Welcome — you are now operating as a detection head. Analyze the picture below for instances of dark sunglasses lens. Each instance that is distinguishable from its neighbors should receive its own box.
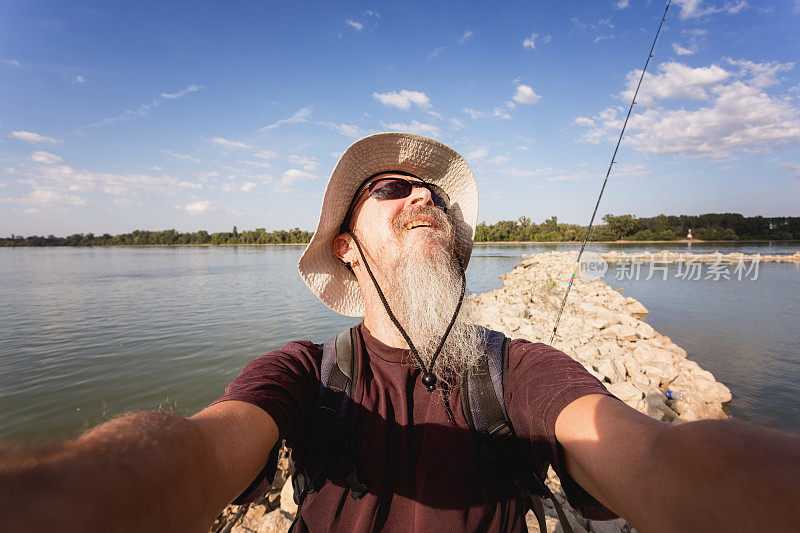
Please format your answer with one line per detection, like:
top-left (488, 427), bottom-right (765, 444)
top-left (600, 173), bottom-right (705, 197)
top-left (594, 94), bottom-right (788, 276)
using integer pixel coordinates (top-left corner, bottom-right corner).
top-left (369, 179), bottom-right (413, 200)
top-left (369, 178), bottom-right (449, 210)
top-left (428, 186), bottom-right (449, 210)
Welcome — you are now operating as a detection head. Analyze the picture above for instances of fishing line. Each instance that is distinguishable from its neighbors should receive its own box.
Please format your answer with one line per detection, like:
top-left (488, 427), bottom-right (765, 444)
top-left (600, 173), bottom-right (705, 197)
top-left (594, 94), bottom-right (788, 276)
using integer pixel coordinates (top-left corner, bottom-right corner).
top-left (549, 1), bottom-right (671, 346)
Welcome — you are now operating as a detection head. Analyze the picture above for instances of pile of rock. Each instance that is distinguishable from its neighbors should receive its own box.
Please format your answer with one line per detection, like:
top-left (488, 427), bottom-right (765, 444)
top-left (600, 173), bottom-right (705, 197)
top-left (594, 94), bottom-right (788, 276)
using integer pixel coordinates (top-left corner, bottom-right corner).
top-left (212, 251), bottom-right (733, 533)
top-left (472, 251), bottom-right (731, 423)
top-left (468, 251), bottom-right (732, 532)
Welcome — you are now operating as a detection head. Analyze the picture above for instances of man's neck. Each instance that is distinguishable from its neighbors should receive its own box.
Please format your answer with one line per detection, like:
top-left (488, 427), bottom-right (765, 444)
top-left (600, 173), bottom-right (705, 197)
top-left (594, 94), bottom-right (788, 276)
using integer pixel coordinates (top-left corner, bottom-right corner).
top-left (363, 310), bottom-right (409, 349)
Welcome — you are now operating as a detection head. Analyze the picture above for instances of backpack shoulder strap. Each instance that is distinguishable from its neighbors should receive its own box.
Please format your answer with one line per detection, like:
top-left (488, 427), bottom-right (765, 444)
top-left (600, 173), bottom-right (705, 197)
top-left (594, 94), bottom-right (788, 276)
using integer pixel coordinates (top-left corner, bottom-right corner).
top-left (462, 329), bottom-right (574, 533)
top-left (292, 327), bottom-right (368, 507)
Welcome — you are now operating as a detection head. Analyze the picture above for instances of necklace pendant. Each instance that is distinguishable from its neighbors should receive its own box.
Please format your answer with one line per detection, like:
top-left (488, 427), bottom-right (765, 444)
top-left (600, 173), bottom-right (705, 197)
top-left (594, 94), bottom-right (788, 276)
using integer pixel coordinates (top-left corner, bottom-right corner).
top-left (422, 372), bottom-right (437, 391)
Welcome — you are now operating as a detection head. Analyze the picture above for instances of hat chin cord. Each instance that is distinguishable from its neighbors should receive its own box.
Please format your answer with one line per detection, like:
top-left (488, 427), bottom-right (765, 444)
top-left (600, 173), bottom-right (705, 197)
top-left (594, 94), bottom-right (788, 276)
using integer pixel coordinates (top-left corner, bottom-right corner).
top-left (347, 230), bottom-right (465, 393)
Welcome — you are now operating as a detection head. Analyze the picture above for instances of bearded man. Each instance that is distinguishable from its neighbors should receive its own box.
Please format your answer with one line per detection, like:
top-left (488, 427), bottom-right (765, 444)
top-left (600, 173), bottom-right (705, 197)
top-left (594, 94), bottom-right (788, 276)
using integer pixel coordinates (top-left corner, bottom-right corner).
top-left (2, 133), bottom-right (799, 533)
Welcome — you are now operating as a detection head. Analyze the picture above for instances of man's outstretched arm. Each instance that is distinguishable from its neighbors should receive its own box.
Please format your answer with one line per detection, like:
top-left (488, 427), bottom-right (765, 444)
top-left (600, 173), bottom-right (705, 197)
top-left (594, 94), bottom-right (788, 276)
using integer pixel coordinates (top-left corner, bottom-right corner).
top-left (555, 394), bottom-right (800, 532)
top-left (0, 400), bottom-right (278, 533)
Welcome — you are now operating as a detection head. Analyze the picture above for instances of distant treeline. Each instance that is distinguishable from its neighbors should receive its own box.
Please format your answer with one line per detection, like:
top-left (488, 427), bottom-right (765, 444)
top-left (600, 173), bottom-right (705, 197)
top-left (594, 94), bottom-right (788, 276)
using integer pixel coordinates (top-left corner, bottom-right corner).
top-left (2, 214), bottom-right (798, 247)
top-left (0, 227), bottom-right (313, 247)
top-left (474, 213), bottom-right (800, 242)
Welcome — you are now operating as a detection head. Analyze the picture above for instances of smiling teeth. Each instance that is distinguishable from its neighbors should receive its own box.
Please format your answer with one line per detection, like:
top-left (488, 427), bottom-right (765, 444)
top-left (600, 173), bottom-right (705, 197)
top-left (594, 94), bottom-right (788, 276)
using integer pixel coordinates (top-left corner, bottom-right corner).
top-left (404, 220), bottom-right (432, 229)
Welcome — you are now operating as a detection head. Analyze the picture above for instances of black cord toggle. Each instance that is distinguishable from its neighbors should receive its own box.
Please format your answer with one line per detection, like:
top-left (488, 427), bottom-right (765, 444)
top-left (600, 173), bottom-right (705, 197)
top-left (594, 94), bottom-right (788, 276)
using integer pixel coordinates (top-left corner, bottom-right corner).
top-left (421, 372), bottom-right (437, 391)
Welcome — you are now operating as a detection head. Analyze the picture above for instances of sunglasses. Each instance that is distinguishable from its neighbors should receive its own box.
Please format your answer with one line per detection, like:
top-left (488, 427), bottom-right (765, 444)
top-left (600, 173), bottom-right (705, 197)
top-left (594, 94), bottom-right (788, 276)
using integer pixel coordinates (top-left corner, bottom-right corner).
top-left (342, 171), bottom-right (450, 231)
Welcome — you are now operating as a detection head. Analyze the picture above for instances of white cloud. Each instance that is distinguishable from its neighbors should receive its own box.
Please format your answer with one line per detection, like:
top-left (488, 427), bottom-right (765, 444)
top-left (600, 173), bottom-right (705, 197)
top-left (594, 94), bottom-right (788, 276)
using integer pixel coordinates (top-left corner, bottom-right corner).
top-left (429, 29), bottom-right (474, 59)
top-left (546, 171), bottom-right (595, 182)
top-left (620, 62), bottom-right (732, 106)
top-left (673, 0), bottom-right (748, 19)
top-left (254, 149), bottom-right (277, 160)
top-left (238, 159), bottom-right (271, 168)
top-left (383, 121), bottom-right (441, 137)
top-left (2, 188), bottom-right (88, 213)
top-left (372, 89), bottom-right (431, 110)
top-left (571, 17), bottom-right (615, 43)
top-left (488, 155), bottom-right (510, 164)
top-left (30, 151), bottom-right (63, 164)
top-left (210, 137), bottom-right (254, 150)
top-left (498, 167), bottom-right (541, 179)
top-left (522, 32), bottom-right (551, 50)
top-left (513, 84), bottom-right (542, 105)
top-left (727, 58), bottom-right (794, 88)
top-left (10, 131), bottom-right (59, 144)
top-left (3, 58), bottom-right (21, 66)
top-left (164, 150), bottom-right (200, 162)
top-left (77, 84), bottom-right (203, 130)
top-left (183, 200), bottom-right (215, 213)
top-left (464, 105), bottom-right (513, 120)
top-left (615, 0), bottom-right (630, 8)
top-left (258, 107), bottom-right (311, 131)
top-left (320, 122), bottom-right (363, 138)
top-left (466, 146), bottom-right (489, 160)
top-left (672, 43), bottom-right (695, 55)
top-left (220, 181), bottom-right (258, 192)
top-left (11, 158), bottom-right (200, 206)
top-left (179, 181), bottom-right (203, 190)
top-left (281, 168), bottom-right (317, 185)
top-left (75, 75), bottom-right (86, 83)
top-left (287, 154), bottom-right (319, 171)
top-left (6, 157), bottom-right (206, 213)
top-left (576, 59), bottom-right (800, 159)
top-left (428, 46), bottom-right (447, 60)
top-left (160, 84), bottom-right (202, 99)
top-left (345, 19), bottom-right (364, 30)
top-left (780, 162), bottom-right (800, 179)
top-left (450, 118), bottom-right (466, 131)
top-left (613, 163), bottom-right (649, 178)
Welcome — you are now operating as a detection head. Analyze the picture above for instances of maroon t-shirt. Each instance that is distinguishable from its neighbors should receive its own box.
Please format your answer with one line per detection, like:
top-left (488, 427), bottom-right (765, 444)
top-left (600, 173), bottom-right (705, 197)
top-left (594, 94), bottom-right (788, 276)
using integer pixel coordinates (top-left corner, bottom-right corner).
top-left (214, 323), bottom-right (616, 531)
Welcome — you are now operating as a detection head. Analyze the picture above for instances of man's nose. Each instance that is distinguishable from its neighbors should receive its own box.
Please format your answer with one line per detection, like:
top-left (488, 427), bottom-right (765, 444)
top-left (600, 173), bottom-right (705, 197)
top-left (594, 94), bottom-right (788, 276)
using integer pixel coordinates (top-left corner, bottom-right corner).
top-left (405, 184), bottom-right (434, 208)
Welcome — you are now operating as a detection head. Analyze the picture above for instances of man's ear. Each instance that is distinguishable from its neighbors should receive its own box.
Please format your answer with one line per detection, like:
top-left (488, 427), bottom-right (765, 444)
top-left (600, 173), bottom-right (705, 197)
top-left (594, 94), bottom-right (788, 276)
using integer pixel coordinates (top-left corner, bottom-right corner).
top-left (333, 232), bottom-right (353, 264)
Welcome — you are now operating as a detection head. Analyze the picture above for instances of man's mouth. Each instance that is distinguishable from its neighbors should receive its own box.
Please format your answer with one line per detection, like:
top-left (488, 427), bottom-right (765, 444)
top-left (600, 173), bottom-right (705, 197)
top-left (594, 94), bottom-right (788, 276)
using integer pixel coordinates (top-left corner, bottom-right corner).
top-left (404, 219), bottom-right (434, 230)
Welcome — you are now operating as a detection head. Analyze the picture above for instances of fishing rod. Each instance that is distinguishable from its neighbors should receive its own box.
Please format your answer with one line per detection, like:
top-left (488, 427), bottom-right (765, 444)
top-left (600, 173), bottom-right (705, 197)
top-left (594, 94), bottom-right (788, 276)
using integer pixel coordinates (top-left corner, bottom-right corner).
top-left (549, 0), bottom-right (671, 346)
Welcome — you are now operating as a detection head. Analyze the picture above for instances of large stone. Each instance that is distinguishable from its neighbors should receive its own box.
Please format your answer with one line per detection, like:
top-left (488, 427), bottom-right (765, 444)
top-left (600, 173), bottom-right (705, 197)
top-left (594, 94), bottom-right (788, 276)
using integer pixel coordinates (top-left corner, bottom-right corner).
top-left (595, 358), bottom-right (622, 384)
top-left (639, 360), bottom-right (679, 386)
top-left (231, 508), bottom-right (294, 533)
top-left (574, 344), bottom-right (600, 361)
top-left (602, 323), bottom-right (638, 342)
top-left (606, 381), bottom-right (643, 403)
top-left (598, 340), bottom-right (627, 360)
top-left (280, 476), bottom-right (298, 515)
top-left (588, 518), bottom-right (628, 533)
top-left (625, 298), bottom-right (649, 319)
top-left (634, 321), bottom-right (656, 340)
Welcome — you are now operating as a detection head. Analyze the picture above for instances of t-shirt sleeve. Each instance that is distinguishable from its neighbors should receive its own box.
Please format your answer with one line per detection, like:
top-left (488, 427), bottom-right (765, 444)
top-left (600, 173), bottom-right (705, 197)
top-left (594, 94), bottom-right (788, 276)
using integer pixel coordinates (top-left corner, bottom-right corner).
top-left (209, 340), bottom-right (322, 504)
top-left (505, 339), bottom-right (618, 520)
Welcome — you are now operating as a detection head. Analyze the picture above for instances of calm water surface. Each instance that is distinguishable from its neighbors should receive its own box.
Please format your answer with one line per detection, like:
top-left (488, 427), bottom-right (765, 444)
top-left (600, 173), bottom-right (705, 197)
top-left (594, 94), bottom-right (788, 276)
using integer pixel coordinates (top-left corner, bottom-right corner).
top-left (1, 242), bottom-right (798, 442)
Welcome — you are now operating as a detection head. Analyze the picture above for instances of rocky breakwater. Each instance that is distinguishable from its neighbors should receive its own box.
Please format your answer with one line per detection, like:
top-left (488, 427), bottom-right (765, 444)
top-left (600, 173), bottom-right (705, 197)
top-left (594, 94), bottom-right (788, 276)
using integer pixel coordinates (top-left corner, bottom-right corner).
top-left (211, 251), bottom-right (732, 533)
top-left (598, 250), bottom-right (800, 264)
top-left (470, 251), bottom-right (732, 532)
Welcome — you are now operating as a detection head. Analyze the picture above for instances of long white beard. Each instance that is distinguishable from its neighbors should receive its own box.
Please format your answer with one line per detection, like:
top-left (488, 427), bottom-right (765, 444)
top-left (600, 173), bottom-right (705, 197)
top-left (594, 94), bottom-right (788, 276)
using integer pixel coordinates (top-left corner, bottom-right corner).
top-left (387, 222), bottom-right (485, 386)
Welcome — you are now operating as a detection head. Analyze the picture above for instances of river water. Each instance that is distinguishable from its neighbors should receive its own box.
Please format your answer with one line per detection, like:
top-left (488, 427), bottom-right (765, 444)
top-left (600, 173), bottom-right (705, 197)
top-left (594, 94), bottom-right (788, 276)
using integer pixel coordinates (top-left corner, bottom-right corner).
top-left (1, 242), bottom-right (798, 443)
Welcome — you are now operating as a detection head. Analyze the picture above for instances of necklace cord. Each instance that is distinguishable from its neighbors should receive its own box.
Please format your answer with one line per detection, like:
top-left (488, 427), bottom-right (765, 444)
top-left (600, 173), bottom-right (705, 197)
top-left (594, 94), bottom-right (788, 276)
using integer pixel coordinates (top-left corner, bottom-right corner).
top-left (549, 0), bottom-right (672, 345)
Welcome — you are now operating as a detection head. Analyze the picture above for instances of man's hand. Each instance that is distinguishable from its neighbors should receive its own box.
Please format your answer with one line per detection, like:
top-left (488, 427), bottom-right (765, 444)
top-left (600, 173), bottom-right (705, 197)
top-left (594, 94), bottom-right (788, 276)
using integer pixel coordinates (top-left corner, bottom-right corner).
top-left (556, 394), bottom-right (800, 531)
top-left (0, 401), bottom-right (278, 533)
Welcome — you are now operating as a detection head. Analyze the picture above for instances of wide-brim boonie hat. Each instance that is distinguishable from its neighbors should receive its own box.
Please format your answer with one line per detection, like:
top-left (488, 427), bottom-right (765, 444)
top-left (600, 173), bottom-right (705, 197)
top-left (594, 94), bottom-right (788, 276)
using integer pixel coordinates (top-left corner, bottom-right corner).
top-left (298, 132), bottom-right (479, 317)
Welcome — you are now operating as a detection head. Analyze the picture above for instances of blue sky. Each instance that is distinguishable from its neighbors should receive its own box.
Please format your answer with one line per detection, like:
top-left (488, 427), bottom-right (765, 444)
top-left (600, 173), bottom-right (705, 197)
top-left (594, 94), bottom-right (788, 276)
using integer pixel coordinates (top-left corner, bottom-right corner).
top-left (1, 0), bottom-right (799, 236)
